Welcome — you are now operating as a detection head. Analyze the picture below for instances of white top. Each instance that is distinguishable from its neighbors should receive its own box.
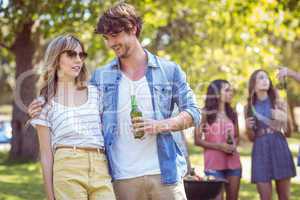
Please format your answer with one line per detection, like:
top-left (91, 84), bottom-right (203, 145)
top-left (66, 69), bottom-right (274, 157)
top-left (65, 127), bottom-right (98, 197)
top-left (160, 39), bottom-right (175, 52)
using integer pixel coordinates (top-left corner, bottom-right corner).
top-left (31, 85), bottom-right (104, 149)
top-left (111, 73), bottom-right (160, 180)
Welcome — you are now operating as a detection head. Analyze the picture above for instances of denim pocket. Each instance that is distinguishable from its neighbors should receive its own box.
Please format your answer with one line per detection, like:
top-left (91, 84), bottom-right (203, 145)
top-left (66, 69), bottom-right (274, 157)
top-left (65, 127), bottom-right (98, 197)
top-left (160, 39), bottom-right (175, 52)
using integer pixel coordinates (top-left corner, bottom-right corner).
top-left (103, 84), bottom-right (116, 110)
top-left (153, 85), bottom-right (172, 115)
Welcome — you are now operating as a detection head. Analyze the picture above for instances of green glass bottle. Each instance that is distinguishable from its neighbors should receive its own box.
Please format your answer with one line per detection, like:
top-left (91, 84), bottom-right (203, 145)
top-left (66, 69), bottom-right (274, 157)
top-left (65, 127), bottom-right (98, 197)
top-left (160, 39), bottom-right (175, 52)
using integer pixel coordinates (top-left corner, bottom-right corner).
top-left (226, 129), bottom-right (234, 155)
top-left (276, 68), bottom-right (287, 90)
top-left (276, 80), bottom-right (287, 90)
top-left (226, 131), bottom-right (234, 145)
top-left (130, 95), bottom-right (144, 139)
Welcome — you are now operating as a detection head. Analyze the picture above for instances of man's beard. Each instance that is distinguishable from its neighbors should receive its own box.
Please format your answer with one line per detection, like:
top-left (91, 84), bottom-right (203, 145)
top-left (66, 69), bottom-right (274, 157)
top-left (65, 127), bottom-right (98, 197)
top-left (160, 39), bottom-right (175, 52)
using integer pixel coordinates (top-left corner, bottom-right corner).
top-left (119, 45), bottom-right (130, 59)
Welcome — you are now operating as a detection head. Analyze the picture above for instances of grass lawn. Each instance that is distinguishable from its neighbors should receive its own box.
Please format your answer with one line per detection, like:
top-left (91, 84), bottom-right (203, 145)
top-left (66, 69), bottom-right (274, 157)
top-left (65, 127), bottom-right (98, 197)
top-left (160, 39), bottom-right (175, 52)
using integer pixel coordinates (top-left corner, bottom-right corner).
top-left (0, 134), bottom-right (299, 200)
top-left (0, 152), bottom-right (44, 200)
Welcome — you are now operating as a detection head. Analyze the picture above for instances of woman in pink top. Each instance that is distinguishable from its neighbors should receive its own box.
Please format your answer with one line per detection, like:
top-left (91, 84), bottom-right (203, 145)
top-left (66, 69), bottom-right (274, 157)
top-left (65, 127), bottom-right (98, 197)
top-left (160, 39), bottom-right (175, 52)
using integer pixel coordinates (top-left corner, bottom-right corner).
top-left (195, 79), bottom-right (241, 200)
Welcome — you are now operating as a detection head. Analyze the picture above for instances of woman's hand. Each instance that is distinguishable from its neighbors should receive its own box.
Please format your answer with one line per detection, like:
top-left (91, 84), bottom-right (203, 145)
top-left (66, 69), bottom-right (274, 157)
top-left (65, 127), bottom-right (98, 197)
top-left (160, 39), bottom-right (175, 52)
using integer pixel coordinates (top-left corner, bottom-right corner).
top-left (245, 117), bottom-right (255, 129)
top-left (218, 143), bottom-right (236, 154)
top-left (271, 109), bottom-right (287, 122)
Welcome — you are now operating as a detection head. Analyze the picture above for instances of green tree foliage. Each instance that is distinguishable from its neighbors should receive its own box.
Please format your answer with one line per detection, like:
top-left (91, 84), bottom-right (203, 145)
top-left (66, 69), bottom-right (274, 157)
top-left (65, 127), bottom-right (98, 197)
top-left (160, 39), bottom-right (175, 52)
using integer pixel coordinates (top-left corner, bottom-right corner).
top-left (0, 0), bottom-right (299, 161)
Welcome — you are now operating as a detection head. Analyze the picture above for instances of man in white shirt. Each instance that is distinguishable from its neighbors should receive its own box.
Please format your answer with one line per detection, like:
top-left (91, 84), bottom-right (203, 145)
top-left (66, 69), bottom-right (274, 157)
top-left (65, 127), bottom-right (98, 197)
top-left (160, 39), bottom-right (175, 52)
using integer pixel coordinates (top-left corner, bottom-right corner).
top-left (91, 3), bottom-right (200, 200)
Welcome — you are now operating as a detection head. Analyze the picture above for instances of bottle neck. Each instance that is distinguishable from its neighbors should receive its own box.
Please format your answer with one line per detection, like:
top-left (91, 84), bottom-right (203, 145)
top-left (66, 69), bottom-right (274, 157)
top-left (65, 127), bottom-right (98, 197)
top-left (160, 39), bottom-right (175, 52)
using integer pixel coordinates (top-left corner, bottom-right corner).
top-left (131, 95), bottom-right (138, 110)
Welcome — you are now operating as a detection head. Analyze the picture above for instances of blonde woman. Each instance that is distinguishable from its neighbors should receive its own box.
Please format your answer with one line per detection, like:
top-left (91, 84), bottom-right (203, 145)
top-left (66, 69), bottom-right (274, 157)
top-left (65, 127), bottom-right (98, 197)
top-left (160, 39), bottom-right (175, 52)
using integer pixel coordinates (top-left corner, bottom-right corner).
top-left (29, 35), bottom-right (115, 200)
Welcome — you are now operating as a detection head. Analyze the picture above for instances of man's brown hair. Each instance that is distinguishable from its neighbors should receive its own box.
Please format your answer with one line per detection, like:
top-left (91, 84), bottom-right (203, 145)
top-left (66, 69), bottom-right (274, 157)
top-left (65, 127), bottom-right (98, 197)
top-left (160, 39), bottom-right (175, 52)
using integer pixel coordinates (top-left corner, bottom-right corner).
top-left (95, 3), bottom-right (143, 38)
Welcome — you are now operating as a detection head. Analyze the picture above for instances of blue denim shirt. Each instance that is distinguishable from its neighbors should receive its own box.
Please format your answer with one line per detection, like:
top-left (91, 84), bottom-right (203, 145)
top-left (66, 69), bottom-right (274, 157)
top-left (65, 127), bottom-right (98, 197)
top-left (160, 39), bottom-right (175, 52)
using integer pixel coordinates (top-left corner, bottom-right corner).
top-left (90, 50), bottom-right (200, 184)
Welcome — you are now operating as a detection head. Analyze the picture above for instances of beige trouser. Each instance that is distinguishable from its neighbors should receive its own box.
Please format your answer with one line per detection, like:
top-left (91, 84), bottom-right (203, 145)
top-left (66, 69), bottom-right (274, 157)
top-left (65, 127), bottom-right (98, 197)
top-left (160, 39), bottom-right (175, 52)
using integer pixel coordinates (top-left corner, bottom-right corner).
top-left (113, 174), bottom-right (187, 200)
top-left (53, 148), bottom-right (115, 200)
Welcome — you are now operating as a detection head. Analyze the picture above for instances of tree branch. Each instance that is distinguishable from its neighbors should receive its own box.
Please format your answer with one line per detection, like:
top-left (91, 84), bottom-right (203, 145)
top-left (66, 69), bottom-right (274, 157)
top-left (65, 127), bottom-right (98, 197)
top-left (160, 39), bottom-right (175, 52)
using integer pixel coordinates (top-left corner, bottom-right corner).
top-left (0, 42), bottom-right (11, 51)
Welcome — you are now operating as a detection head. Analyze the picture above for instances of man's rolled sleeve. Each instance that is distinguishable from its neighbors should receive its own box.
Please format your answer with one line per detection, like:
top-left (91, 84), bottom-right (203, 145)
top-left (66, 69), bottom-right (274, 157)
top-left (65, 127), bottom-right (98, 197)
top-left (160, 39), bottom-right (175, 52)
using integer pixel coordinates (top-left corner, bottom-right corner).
top-left (172, 64), bottom-right (201, 127)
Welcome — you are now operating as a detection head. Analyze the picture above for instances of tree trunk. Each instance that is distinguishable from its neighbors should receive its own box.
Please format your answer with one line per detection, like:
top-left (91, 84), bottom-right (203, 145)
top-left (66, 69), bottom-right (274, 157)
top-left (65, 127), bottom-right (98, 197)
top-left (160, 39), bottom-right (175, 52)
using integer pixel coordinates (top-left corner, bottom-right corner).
top-left (9, 21), bottom-right (39, 162)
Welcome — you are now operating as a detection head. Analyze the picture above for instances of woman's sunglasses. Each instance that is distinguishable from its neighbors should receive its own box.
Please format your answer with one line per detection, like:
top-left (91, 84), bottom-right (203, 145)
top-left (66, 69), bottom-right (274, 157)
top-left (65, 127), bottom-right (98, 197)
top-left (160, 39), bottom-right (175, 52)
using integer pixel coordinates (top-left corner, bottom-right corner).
top-left (61, 50), bottom-right (88, 60)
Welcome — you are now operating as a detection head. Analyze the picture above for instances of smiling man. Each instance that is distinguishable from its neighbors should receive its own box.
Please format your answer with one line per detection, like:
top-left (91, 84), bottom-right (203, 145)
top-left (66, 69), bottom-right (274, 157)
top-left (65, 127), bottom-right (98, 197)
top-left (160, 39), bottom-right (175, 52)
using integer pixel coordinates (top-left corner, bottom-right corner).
top-left (91, 3), bottom-right (200, 200)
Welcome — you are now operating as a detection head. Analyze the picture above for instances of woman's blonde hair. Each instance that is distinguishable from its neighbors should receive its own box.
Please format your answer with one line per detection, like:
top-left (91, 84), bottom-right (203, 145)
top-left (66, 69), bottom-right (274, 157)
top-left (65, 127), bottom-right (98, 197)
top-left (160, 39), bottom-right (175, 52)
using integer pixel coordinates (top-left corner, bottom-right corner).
top-left (39, 34), bottom-right (88, 106)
